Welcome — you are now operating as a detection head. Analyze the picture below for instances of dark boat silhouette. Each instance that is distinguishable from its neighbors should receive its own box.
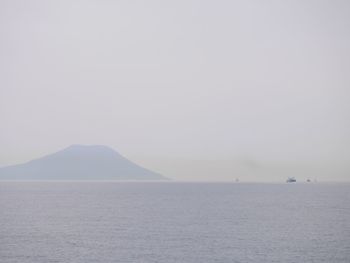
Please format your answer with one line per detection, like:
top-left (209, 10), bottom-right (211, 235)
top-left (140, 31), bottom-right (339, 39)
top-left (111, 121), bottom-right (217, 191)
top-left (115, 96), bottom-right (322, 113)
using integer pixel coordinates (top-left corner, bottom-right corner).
top-left (286, 177), bottom-right (296, 183)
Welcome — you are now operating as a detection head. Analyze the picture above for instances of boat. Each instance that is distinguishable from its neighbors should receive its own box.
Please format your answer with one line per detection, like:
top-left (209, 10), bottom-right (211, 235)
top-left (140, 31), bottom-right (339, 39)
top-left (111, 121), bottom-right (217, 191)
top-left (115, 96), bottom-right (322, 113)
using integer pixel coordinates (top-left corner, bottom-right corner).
top-left (286, 177), bottom-right (296, 183)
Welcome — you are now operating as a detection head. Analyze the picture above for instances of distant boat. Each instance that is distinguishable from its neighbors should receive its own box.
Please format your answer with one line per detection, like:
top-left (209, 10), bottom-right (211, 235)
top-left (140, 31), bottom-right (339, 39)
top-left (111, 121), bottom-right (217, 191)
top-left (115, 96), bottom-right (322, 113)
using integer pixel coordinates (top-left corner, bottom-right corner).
top-left (306, 179), bottom-right (311, 183)
top-left (286, 177), bottom-right (296, 183)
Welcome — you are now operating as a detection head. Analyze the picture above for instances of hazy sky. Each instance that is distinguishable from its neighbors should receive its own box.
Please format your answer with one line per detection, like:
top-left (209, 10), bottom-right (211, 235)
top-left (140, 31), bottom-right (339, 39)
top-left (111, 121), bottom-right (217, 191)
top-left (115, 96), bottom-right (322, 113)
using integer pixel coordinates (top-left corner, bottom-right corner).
top-left (1, 0), bottom-right (349, 181)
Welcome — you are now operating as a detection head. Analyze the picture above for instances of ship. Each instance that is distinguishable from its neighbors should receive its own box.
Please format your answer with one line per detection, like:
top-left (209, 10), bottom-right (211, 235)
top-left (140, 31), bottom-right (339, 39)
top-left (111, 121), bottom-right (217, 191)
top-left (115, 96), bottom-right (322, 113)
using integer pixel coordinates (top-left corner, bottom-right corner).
top-left (286, 177), bottom-right (296, 183)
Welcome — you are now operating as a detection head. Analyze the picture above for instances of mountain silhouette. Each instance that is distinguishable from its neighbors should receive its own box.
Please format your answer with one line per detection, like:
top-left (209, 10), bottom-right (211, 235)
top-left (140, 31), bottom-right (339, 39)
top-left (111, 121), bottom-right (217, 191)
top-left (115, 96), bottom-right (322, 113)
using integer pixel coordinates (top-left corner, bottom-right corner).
top-left (0, 145), bottom-right (166, 180)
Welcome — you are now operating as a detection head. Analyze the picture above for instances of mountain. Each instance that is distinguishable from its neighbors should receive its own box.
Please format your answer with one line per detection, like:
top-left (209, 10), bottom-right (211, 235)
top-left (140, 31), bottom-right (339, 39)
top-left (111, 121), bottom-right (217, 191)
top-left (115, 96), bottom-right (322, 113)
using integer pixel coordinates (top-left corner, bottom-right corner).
top-left (0, 145), bottom-right (167, 180)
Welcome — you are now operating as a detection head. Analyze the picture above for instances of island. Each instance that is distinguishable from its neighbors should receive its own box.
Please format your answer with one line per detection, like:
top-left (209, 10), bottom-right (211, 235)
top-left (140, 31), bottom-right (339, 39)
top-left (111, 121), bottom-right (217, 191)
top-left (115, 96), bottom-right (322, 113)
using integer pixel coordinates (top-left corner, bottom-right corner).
top-left (0, 145), bottom-right (167, 180)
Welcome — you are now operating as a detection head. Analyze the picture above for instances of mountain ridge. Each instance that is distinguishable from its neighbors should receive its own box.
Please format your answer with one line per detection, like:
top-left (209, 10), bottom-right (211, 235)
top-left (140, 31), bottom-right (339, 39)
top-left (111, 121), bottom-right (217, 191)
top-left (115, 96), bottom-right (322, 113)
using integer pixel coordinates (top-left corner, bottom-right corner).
top-left (0, 145), bottom-right (167, 180)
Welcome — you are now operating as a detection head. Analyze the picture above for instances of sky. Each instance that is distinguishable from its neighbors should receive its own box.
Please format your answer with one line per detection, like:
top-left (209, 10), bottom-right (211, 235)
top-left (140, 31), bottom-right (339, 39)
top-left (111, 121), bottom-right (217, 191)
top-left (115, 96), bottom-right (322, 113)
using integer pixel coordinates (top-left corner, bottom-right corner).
top-left (1, 0), bottom-right (349, 181)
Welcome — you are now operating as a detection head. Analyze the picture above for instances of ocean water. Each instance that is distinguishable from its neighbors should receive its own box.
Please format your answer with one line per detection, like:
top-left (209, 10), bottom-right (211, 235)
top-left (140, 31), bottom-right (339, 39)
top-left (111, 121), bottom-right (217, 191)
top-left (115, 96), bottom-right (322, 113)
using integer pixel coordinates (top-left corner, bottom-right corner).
top-left (0, 182), bottom-right (349, 263)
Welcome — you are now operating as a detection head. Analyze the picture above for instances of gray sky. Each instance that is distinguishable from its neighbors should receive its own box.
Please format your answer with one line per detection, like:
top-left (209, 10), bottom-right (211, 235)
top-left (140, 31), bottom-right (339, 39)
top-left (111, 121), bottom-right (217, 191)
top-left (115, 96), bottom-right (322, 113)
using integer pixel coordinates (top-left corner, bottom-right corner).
top-left (1, 0), bottom-right (349, 181)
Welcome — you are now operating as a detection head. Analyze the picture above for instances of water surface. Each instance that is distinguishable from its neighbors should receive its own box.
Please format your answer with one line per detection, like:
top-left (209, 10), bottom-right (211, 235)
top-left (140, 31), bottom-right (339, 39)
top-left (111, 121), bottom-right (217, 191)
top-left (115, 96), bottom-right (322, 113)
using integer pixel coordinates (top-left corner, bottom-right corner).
top-left (0, 182), bottom-right (349, 262)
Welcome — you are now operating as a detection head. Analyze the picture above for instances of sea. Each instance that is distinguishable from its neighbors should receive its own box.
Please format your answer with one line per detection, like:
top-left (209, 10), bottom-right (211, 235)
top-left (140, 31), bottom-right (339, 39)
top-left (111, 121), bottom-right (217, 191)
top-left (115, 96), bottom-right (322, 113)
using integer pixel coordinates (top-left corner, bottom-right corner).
top-left (0, 182), bottom-right (349, 263)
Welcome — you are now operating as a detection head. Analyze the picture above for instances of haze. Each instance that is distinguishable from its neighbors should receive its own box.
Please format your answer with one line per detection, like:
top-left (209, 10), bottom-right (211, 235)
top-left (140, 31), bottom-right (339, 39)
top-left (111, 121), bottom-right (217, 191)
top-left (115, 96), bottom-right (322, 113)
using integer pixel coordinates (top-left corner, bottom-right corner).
top-left (1, 0), bottom-right (349, 181)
